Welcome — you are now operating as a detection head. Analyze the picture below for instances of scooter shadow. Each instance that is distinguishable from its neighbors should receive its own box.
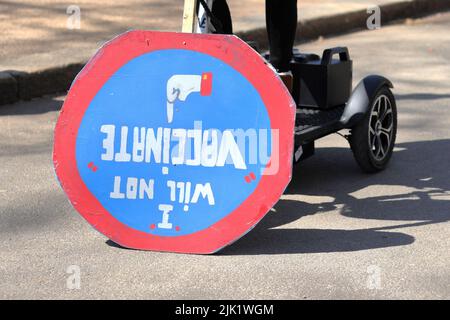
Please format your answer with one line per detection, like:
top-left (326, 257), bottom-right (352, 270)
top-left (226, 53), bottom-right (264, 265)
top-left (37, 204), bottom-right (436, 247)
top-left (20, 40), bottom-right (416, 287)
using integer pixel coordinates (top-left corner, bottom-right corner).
top-left (221, 139), bottom-right (450, 255)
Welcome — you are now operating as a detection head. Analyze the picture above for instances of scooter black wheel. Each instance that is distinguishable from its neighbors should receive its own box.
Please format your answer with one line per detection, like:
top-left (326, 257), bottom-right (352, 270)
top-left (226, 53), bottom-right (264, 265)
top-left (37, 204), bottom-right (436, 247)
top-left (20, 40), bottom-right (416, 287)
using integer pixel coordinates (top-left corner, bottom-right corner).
top-left (349, 86), bottom-right (397, 173)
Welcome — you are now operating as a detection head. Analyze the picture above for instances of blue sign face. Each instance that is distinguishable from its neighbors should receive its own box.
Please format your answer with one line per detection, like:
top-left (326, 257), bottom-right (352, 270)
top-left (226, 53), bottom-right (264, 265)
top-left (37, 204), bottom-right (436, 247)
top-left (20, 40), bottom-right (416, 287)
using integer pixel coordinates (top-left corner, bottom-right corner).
top-left (76, 49), bottom-right (272, 236)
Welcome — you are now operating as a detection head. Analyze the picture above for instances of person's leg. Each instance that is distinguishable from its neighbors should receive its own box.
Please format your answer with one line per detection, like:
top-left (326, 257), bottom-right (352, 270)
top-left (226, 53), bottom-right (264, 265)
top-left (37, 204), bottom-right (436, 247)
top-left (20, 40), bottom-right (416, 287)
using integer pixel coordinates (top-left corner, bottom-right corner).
top-left (266, 0), bottom-right (297, 72)
top-left (211, 0), bottom-right (233, 34)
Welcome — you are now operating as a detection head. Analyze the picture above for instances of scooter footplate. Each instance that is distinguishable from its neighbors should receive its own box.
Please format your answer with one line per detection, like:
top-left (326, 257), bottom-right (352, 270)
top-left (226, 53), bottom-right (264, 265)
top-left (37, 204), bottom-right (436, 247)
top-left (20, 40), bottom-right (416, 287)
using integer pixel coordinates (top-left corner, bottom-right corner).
top-left (295, 105), bottom-right (346, 143)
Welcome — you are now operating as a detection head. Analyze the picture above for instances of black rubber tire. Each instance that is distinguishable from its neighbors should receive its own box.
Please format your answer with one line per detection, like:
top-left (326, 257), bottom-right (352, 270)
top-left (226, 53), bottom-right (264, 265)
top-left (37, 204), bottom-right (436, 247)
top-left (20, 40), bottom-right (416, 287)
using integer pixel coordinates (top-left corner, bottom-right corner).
top-left (349, 86), bottom-right (397, 173)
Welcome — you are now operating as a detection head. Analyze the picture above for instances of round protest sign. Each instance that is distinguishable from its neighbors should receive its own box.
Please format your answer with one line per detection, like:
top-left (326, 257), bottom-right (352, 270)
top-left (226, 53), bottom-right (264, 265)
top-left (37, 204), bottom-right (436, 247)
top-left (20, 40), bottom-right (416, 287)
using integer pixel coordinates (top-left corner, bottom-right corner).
top-left (53, 31), bottom-right (295, 253)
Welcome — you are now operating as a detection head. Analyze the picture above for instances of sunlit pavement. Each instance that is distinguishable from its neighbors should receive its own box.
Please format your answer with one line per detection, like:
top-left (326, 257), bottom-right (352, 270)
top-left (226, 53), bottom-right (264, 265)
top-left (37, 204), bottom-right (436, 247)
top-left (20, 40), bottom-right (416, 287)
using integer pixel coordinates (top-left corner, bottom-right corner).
top-left (0, 0), bottom-right (399, 71)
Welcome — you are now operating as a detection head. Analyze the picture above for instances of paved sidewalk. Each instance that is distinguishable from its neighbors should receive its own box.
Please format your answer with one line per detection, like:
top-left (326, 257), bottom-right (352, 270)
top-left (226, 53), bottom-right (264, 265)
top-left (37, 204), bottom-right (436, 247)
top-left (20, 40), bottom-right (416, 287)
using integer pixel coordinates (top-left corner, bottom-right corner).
top-left (1, 0), bottom-right (403, 72)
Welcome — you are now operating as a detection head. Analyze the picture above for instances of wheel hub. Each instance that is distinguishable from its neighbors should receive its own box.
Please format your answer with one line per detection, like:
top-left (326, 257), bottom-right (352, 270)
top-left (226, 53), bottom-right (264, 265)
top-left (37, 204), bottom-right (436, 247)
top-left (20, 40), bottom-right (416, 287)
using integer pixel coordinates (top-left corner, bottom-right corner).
top-left (369, 94), bottom-right (394, 161)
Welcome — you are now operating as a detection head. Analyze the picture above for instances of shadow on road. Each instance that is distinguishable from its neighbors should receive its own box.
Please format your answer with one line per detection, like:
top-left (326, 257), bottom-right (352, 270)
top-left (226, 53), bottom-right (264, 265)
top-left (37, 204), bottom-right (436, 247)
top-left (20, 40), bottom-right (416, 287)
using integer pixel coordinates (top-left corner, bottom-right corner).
top-left (0, 96), bottom-right (63, 116)
top-left (221, 139), bottom-right (450, 255)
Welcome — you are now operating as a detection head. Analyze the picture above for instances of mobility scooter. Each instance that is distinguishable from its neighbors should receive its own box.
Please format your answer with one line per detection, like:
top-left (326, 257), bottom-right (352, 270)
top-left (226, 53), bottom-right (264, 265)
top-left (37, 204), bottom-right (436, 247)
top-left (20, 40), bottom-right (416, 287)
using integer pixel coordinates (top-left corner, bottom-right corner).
top-left (197, 0), bottom-right (397, 172)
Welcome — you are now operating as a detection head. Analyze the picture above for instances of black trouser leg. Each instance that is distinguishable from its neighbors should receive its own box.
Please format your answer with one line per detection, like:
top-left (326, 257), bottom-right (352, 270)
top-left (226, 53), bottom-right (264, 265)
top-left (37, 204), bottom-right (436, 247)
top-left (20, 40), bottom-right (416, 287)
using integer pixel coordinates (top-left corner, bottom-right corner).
top-left (211, 0), bottom-right (297, 71)
top-left (211, 0), bottom-right (233, 34)
top-left (266, 0), bottom-right (298, 72)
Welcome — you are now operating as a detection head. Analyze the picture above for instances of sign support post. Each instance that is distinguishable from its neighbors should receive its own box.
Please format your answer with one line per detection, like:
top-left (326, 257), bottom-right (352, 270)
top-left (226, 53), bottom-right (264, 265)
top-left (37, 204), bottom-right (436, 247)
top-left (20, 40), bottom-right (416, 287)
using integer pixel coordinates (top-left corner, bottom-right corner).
top-left (182, 0), bottom-right (198, 33)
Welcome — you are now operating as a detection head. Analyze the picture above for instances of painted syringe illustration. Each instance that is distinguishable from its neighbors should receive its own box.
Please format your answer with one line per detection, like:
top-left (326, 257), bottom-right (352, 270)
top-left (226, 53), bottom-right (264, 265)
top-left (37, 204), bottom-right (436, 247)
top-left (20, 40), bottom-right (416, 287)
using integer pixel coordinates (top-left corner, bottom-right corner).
top-left (166, 72), bottom-right (213, 123)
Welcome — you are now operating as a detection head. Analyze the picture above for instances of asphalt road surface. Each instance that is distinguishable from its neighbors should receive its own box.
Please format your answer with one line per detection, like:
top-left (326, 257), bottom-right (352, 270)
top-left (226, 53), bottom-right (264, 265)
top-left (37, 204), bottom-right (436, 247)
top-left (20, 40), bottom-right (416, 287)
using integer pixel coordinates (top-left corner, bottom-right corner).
top-left (1, 13), bottom-right (449, 299)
